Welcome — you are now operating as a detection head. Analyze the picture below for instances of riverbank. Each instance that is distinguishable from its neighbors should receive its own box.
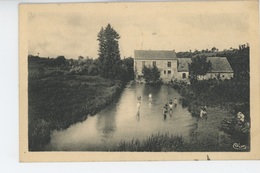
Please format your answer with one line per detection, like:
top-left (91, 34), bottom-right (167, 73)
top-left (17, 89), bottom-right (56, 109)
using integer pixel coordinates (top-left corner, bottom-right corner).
top-left (28, 74), bottom-right (123, 151)
top-left (172, 79), bottom-right (250, 150)
top-left (113, 107), bottom-right (237, 152)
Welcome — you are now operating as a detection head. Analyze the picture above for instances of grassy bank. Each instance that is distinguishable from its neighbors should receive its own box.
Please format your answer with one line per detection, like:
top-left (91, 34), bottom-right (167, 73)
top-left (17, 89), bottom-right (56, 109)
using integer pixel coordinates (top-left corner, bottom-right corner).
top-left (28, 61), bottom-right (124, 151)
top-left (172, 79), bottom-right (250, 148)
top-left (113, 107), bottom-right (244, 152)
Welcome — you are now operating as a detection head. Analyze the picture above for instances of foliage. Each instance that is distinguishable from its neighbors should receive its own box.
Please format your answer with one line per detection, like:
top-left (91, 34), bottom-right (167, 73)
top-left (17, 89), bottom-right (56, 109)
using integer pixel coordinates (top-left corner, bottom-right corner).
top-left (172, 78), bottom-right (250, 148)
top-left (217, 45), bottom-right (249, 79)
top-left (113, 132), bottom-right (236, 152)
top-left (114, 133), bottom-right (185, 151)
top-left (69, 58), bottom-right (100, 76)
top-left (220, 115), bottom-right (250, 147)
top-left (142, 65), bottom-right (162, 84)
top-left (122, 57), bottom-right (135, 81)
top-left (188, 55), bottom-right (212, 81)
top-left (97, 24), bottom-right (122, 79)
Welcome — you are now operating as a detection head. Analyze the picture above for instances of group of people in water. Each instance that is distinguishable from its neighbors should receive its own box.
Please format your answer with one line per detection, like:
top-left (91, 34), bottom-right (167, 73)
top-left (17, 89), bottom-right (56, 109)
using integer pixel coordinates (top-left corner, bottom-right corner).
top-left (136, 93), bottom-right (178, 119)
top-left (163, 98), bottom-right (178, 118)
top-left (137, 93), bottom-right (210, 121)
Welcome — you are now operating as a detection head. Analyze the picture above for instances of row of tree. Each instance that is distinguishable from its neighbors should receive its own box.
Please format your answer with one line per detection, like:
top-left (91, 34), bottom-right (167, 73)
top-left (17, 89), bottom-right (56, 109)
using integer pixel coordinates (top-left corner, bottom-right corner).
top-left (177, 47), bottom-right (220, 58)
top-left (29, 24), bottom-right (135, 82)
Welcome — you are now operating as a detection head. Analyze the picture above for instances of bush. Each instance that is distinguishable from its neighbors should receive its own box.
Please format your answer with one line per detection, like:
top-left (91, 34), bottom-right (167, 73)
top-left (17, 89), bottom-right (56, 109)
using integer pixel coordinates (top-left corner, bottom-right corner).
top-left (142, 65), bottom-right (162, 84)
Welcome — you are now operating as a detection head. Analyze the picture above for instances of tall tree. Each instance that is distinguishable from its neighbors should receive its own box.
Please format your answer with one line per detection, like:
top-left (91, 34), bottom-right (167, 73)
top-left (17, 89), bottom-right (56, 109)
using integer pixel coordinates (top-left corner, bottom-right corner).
top-left (188, 55), bottom-right (212, 81)
top-left (97, 24), bottom-right (121, 79)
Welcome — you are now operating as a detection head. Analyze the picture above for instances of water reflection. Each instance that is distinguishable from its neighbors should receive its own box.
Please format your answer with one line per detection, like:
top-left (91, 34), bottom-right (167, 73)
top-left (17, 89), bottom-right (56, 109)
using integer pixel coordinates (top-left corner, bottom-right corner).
top-left (96, 105), bottom-right (117, 140)
top-left (136, 111), bottom-right (140, 121)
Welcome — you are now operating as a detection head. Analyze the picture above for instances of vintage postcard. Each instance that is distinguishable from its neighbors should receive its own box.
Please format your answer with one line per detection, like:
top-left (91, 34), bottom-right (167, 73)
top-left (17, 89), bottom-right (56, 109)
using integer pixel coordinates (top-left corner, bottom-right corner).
top-left (19, 1), bottom-right (260, 162)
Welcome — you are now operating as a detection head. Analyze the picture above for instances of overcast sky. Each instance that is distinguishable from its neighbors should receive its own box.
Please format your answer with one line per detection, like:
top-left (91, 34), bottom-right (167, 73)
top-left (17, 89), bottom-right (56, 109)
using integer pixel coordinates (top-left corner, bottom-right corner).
top-left (28, 2), bottom-right (250, 59)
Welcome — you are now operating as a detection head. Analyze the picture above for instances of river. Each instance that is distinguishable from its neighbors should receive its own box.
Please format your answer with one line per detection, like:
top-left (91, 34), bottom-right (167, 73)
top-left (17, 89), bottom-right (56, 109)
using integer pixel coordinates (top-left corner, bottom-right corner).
top-left (46, 83), bottom-right (197, 151)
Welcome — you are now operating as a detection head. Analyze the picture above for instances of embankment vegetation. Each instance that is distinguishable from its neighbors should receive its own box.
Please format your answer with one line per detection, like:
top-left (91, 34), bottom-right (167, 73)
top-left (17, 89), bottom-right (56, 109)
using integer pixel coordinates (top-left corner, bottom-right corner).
top-left (28, 56), bottom-right (126, 150)
top-left (113, 132), bottom-right (238, 152)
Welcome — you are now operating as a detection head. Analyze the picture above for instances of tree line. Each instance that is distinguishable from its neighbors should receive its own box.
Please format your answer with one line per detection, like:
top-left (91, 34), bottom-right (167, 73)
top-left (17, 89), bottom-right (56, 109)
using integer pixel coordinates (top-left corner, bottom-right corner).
top-left (29, 24), bottom-right (135, 83)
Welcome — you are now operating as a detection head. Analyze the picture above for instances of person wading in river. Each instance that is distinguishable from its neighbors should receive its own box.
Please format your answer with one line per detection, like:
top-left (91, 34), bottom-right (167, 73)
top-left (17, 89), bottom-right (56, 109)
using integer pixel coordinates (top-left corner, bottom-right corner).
top-left (168, 99), bottom-right (173, 116)
top-left (173, 98), bottom-right (178, 107)
top-left (148, 93), bottom-right (152, 103)
top-left (163, 103), bottom-right (168, 120)
top-left (136, 96), bottom-right (141, 114)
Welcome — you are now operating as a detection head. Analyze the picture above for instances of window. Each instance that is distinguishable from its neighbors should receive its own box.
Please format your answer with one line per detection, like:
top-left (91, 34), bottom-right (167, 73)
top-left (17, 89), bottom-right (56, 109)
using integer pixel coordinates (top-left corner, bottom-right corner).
top-left (182, 73), bottom-right (186, 79)
top-left (167, 62), bottom-right (171, 67)
top-left (168, 70), bottom-right (171, 75)
top-left (142, 61), bottom-right (145, 66)
top-left (152, 61), bottom-right (156, 66)
top-left (164, 70), bottom-right (166, 74)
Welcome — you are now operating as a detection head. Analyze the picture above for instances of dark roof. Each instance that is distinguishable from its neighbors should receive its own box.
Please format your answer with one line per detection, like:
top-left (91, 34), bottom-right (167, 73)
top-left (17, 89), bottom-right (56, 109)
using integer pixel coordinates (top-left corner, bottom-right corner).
top-left (134, 50), bottom-right (177, 60)
top-left (177, 58), bottom-right (191, 72)
top-left (207, 57), bottom-right (233, 73)
top-left (177, 57), bottom-right (233, 73)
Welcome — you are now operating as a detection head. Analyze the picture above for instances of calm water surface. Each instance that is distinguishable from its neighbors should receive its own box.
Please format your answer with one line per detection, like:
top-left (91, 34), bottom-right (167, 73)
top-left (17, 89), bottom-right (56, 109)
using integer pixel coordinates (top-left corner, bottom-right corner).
top-left (46, 83), bottom-right (197, 151)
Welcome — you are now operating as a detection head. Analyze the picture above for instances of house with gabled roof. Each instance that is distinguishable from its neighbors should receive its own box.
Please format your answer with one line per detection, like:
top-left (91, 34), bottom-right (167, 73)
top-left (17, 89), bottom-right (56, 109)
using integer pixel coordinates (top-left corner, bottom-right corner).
top-left (201, 57), bottom-right (234, 80)
top-left (177, 57), bottom-right (234, 80)
top-left (134, 49), bottom-right (234, 82)
top-left (177, 58), bottom-right (192, 80)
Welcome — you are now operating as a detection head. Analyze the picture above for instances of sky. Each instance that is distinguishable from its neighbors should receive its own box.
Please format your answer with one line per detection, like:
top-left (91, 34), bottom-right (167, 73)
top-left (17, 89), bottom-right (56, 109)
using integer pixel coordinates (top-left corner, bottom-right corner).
top-left (27, 2), bottom-right (250, 59)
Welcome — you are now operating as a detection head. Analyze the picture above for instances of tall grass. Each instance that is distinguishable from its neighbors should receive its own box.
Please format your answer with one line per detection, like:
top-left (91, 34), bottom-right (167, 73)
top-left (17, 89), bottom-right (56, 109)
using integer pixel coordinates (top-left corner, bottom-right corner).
top-left (113, 132), bottom-right (239, 152)
top-left (114, 133), bottom-right (185, 152)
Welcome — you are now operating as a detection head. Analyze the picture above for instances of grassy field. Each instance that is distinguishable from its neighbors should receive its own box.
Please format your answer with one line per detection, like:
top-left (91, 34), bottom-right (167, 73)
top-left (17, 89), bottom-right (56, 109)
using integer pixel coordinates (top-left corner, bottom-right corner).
top-left (28, 59), bottom-right (123, 151)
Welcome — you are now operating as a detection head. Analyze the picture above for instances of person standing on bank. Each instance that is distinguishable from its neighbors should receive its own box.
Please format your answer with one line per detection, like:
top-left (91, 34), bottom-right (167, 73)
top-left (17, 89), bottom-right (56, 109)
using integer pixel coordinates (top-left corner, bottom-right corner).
top-left (200, 107), bottom-right (207, 120)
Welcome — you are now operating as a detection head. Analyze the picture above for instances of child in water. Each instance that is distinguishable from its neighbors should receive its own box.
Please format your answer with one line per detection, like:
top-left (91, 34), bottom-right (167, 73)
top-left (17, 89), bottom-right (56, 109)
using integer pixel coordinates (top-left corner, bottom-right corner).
top-left (163, 103), bottom-right (168, 120)
top-left (148, 93), bottom-right (152, 103)
top-left (169, 99), bottom-right (173, 111)
top-left (174, 98), bottom-right (178, 107)
top-left (163, 103), bottom-right (168, 116)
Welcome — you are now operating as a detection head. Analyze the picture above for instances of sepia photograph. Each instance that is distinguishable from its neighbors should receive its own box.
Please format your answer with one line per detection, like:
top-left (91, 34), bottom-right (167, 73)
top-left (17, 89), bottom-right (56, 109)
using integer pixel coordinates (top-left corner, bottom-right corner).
top-left (19, 1), bottom-right (260, 161)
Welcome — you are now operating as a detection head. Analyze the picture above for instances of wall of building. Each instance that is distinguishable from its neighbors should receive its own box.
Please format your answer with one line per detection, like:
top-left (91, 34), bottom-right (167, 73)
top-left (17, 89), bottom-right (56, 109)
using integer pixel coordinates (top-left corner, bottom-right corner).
top-left (176, 72), bottom-right (234, 81)
top-left (177, 72), bottom-right (189, 80)
top-left (197, 73), bottom-right (234, 80)
top-left (135, 59), bottom-right (177, 81)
